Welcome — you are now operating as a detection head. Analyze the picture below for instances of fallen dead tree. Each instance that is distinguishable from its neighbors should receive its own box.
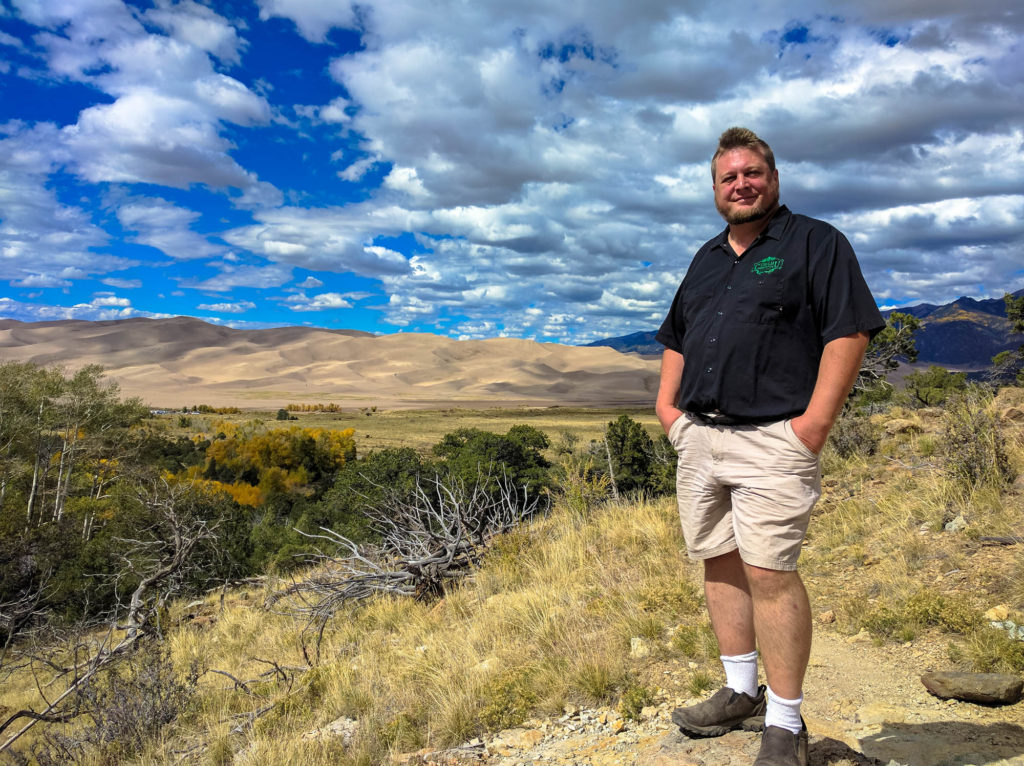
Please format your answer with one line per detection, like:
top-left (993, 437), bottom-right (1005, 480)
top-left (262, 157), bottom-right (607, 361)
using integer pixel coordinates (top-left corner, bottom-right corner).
top-left (267, 469), bottom-right (547, 654)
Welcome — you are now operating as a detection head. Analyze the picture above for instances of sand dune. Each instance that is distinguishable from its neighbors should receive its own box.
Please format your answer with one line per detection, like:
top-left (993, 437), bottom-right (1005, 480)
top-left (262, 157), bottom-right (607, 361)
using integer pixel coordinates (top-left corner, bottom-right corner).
top-left (0, 317), bottom-right (660, 409)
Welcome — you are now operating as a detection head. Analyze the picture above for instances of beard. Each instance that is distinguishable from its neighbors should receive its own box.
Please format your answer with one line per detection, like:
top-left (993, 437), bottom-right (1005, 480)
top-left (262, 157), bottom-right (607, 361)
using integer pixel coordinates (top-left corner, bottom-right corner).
top-left (716, 184), bottom-right (780, 225)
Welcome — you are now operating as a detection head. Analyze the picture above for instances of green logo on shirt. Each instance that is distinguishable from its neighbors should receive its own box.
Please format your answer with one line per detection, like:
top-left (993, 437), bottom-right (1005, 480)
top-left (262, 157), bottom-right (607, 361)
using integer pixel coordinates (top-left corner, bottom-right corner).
top-left (752, 256), bottom-right (784, 275)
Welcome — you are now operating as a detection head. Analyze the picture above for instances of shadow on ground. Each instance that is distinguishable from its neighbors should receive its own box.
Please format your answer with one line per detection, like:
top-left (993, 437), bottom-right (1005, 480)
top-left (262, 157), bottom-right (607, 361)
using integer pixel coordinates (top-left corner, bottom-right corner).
top-left (858, 720), bottom-right (1024, 766)
top-left (811, 735), bottom-right (884, 765)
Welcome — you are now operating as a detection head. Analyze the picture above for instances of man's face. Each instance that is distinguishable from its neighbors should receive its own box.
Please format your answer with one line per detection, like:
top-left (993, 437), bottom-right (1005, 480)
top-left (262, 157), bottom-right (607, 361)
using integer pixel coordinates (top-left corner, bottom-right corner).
top-left (713, 147), bottom-right (780, 225)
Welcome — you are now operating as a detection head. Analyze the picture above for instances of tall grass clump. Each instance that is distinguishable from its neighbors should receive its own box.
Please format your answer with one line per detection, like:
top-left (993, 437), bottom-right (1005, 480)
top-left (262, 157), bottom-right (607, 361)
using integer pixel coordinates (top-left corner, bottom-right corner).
top-left (942, 388), bottom-right (1016, 490)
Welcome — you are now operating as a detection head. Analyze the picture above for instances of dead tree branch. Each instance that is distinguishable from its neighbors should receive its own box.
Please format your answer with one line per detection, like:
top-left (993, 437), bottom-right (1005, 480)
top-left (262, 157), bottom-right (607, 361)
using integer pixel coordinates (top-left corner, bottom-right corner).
top-left (268, 469), bottom-right (545, 652)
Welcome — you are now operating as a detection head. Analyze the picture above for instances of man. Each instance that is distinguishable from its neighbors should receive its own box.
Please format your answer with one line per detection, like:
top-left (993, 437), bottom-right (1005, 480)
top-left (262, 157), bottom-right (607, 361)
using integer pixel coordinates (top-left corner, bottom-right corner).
top-left (655, 127), bottom-right (883, 766)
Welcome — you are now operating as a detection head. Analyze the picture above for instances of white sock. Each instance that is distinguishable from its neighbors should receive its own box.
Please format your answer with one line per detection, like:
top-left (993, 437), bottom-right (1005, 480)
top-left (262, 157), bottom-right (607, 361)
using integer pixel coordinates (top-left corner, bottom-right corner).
top-left (720, 650), bottom-right (759, 697)
top-left (764, 686), bottom-right (803, 733)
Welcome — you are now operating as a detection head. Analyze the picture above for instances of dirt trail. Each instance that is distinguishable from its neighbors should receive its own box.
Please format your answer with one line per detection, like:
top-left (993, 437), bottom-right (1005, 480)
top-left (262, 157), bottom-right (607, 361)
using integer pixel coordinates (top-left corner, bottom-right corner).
top-left (466, 628), bottom-right (1024, 766)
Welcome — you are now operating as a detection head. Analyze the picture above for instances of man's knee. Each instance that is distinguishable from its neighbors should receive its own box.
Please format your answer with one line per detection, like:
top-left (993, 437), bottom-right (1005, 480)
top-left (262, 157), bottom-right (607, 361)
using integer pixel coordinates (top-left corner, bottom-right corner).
top-left (743, 564), bottom-right (804, 601)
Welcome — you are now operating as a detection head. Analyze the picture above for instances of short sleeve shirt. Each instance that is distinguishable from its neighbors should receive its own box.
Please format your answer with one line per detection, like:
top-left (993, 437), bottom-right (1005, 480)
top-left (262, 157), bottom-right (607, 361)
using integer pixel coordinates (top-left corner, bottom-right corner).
top-left (655, 206), bottom-right (884, 421)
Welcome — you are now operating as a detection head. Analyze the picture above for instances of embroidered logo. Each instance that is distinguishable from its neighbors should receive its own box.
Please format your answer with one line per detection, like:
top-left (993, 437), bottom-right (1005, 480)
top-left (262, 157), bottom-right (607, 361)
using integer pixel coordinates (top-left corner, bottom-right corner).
top-left (751, 256), bottom-right (784, 275)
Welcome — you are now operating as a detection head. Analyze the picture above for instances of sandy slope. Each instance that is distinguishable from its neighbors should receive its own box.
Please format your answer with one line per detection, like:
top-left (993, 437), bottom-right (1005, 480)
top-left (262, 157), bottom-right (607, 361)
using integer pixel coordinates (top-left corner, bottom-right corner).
top-left (0, 317), bottom-right (661, 410)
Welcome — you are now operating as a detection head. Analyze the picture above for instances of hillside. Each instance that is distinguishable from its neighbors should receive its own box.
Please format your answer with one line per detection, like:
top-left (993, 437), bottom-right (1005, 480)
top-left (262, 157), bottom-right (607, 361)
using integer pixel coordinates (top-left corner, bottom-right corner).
top-left (588, 290), bottom-right (1024, 368)
top-left (0, 317), bottom-right (660, 409)
top-left (2, 390), bottom-right (1023, 764)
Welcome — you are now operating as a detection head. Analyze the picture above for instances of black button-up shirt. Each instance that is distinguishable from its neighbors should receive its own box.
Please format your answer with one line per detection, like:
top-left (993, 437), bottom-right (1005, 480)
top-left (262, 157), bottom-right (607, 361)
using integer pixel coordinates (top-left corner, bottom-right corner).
top-left (655, 206), bottom-right (884, 421)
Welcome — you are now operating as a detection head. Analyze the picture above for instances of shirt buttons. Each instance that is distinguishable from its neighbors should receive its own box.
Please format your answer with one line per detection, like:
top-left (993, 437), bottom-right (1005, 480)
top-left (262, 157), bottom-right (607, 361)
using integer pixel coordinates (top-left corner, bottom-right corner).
top-left (726, 285), bottom-right (732, 290)
top-left (709, 337), bottom-right (717, 343)
top-left (716, 311), bottom-right (723, 316)
top-left (705, 367), bottom-right (713, 374)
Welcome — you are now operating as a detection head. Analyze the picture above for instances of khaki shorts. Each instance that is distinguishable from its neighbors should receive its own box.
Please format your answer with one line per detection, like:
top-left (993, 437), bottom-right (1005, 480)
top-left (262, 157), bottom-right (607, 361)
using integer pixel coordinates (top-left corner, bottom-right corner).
top-left (668, 414), bottom-right (821, 571)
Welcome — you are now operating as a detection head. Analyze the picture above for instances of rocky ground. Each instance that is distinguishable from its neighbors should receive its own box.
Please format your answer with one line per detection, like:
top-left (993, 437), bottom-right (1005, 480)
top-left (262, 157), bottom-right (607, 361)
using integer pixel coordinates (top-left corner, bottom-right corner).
top-left (393, 628), bottom-right (1024, 766)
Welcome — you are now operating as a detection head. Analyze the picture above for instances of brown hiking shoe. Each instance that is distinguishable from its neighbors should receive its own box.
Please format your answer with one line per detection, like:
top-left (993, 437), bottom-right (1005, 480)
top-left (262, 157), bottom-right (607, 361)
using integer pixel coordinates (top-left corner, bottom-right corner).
top-left (753, 721), bottom-right (808, 766)
top-left (670, 685), bottom-right (766, 737)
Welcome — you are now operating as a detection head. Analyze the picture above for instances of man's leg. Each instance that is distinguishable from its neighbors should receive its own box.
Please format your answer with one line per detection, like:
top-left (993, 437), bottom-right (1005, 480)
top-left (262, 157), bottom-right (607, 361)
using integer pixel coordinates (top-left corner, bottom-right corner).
top-left (704, 549), bottom-right (755, 655)
top-left (745, 565), bottom-right (811, 700)
top-left (748, 564), bottom-right (811, 765)
top-left (671, 550), bottom-right (767, 737)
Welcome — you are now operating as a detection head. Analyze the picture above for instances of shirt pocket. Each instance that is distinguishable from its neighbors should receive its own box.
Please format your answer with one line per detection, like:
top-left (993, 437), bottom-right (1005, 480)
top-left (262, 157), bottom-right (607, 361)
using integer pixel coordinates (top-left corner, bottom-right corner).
top-left (737, 277), bottom-right (785, 325)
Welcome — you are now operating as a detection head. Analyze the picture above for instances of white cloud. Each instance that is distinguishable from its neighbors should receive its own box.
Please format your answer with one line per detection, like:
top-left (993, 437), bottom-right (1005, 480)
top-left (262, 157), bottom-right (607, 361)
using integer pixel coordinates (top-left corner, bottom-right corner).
top-left (296, 276), bottom-right (324, 288)
top-left (144, 0), bottom-right (246, 66)
top-left (18, 0), bottom-right (277, 199)
top-left (197, 300), bottom-right (257, 313)
top-left (102, 277), bottom-right (144, 289)
top-left (0, 296), bottom-right (170, 323)
top-left (256, 0), bottom-right (358, 43)
top-left (116, 197), bottom-right (225, 261)
top-left (90, 292), bottom-right (131, 307)
top-left (284, 291), bottom-right (353, 311)
top-left (181, 262), bottom-right (293, 292)
top-left (242, 0), bottom-right (1024, 341)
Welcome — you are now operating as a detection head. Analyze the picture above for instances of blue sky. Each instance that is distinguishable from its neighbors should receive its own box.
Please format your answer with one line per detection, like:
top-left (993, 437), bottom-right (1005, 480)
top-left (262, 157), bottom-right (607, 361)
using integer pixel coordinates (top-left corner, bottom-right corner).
top-left (1, 1), bottom-right (1022, 343)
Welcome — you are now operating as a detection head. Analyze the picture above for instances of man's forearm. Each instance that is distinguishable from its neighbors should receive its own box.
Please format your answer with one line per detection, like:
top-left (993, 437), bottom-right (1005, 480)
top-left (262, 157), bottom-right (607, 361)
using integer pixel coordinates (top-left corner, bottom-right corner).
top-left (791, 331), bottom-right (870, 453)
top-left (655, 348), bottom-right (685, 434)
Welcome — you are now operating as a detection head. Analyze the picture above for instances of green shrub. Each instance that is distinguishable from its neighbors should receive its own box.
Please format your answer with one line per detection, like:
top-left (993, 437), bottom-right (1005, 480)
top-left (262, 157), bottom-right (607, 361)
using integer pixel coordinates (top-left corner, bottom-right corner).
top-left (618, 682), bottom-right (655, 721)
top-left (479, 667), bottom-right (540, 731)
top-left (828, 414), bottom-right (879, 459)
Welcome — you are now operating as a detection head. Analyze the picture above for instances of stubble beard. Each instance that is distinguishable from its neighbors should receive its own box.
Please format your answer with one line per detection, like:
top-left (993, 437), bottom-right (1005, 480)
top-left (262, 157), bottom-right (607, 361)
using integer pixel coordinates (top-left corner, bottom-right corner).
top-left (717, 186), bottom-right (780, 225)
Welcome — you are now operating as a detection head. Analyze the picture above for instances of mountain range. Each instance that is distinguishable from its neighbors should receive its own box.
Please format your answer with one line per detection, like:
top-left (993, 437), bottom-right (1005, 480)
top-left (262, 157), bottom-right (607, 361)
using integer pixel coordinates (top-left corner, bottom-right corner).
top-left (587, 291), bottom-right (1024, 368)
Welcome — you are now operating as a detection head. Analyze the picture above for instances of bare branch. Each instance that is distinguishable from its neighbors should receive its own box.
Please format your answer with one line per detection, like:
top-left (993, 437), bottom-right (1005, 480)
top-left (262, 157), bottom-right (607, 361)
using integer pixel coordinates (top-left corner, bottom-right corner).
top-left (268, 469), bottom-right (546, 651)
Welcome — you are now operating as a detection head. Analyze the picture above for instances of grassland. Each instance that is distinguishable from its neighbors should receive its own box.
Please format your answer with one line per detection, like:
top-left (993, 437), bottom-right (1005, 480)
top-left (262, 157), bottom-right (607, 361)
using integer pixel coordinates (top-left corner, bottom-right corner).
top-left (165, 405), bottom-right (662, 455)
top-left (3, 392), bottom-right (1024, 764)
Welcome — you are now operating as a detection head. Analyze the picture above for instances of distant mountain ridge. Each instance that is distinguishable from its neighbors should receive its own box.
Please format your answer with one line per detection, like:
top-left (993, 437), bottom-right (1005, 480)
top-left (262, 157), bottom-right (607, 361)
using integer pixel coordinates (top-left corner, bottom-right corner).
top-left (586, 290), bottom-right (1024, 368)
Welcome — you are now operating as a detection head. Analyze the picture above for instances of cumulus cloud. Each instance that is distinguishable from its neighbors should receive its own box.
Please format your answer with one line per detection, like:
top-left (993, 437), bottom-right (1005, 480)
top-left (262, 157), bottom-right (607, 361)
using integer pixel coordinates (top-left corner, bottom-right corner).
top-left (284, 292), bottom-right (353, 311)
top-left (90, 292), bottom-right (131, 307)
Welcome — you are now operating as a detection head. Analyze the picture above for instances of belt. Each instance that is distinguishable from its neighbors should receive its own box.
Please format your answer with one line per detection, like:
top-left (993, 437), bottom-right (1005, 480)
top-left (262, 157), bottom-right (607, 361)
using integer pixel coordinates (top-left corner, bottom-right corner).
top-left (690, 411), bottom-right (774, 427)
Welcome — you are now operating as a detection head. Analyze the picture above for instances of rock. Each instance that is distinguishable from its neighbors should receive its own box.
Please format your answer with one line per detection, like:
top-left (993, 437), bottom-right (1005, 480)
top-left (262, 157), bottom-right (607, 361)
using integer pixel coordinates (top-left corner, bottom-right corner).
top-left (630, 637), bottom-right (651, 658)
top-left (984, 604), bottom-right (1011, 621)
top-left (884, 418), bottom-right (922, 435)
top-left (921, 671), bottom-right (1024, 705)
top-left (818, 610), bottom-right (836, 624)
top-left (990, 619), bottom-right (1024, 640)
top-left (944, 514), bottom-right (968, 533)
top-left (847, 629), bottom-right (873, 643)
top-left (1000, 406), bottom-right (1024, 422)
top-left (303, 715), bottom-right (358, 744)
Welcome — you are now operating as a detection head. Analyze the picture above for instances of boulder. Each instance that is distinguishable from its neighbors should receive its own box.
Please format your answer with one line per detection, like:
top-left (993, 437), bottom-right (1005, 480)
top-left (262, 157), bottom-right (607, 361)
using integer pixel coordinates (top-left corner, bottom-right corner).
top-left (921, 671), bottom-right (1024, 705)
top-left (884, 418), bottom-right (922, 435)
top-left (1000, 406), bottom-right (1024, 422)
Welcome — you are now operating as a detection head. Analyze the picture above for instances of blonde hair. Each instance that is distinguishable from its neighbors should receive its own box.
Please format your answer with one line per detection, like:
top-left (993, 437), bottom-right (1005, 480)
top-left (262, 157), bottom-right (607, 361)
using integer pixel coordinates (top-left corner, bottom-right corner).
top-left (711, 127), bottom-right (775, 181)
